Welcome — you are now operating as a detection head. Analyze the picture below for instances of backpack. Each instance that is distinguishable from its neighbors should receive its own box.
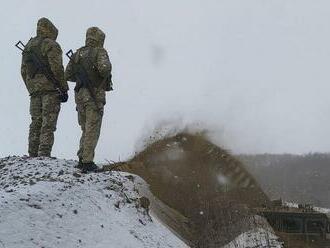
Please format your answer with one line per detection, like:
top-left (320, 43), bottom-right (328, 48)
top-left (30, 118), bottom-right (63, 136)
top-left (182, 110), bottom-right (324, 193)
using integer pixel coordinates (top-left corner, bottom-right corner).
top-left (22, 37), bottom-right (50, 79)
top-left (74, 46), bottom-right (103, 89)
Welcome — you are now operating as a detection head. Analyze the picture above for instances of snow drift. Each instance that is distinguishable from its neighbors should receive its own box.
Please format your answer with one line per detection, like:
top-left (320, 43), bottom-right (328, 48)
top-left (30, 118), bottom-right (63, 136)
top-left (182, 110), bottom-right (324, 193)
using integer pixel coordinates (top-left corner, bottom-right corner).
top-left (0, 156), bottom-right (188, 248)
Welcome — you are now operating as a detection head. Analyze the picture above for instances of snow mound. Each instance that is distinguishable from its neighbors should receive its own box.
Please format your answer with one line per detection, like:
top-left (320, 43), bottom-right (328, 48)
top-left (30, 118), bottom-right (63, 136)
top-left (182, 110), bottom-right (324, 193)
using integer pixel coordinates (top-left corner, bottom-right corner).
top-left (0, 156), bottom-right (188, 248)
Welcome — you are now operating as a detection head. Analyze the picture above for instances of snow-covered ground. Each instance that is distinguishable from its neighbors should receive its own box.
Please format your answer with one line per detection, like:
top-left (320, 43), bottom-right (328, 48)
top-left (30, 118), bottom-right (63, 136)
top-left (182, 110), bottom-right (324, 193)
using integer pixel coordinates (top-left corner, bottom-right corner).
top-left (0, 156), bottom-right (291, 248)
top-left (0, 156), bottom-right (188, 248)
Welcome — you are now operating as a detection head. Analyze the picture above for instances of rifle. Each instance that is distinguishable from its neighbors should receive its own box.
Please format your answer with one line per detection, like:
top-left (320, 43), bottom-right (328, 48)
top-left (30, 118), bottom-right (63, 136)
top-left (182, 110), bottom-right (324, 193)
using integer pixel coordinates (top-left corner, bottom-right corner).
top-left (66, 49), bottom-right (101, 112)
top-left (15, 40), bottom-right (68, 102)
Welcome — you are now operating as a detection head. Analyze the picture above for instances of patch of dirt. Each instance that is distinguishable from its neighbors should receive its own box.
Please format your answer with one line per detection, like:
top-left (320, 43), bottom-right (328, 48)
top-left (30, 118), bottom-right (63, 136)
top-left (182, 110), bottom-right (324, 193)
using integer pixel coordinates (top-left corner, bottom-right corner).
top-left (114, 132), bottom-right (272, 247)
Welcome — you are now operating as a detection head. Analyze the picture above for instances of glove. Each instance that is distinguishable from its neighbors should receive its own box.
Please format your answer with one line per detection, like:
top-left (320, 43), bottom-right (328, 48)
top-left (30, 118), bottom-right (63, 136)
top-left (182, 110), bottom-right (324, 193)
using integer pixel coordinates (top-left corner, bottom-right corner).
top-left (59, 91), bottom-right (69, 103)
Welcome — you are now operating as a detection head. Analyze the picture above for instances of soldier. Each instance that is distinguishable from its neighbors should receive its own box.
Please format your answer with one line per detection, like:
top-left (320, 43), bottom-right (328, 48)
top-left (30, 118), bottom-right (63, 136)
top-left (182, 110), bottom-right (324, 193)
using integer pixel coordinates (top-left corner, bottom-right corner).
top-left (21, 17), bottom-right (68, 157)
top-left (65, 27), bottom-right (112, 173)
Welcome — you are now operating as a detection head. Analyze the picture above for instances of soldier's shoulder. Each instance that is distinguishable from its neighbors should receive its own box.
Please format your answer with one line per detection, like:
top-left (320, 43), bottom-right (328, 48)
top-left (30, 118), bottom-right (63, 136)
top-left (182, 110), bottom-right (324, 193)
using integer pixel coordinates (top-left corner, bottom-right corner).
top-left (42, 38), bottom-right (62, 51)
top-left (73, 46), bottom-right (88, 57)
top-left (96, 47), bottom-right (110, 59)
top-left (76, 46), bottom-right (88, 52)
top-left (96, 47), bottom-right (108, 54)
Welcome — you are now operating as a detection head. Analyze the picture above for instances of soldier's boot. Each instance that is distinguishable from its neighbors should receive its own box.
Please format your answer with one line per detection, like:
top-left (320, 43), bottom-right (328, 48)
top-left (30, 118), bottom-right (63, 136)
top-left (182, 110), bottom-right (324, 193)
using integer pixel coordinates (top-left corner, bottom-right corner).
top-left (75, 158), bottom-right (83, 169)
top-left (81, 162), bottom-right (99, 173)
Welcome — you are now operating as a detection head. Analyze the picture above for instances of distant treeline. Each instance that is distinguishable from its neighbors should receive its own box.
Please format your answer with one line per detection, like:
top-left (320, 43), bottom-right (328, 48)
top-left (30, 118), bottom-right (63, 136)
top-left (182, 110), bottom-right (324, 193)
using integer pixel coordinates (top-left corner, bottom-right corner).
top-left (238, 153), bottom-right (330, 208)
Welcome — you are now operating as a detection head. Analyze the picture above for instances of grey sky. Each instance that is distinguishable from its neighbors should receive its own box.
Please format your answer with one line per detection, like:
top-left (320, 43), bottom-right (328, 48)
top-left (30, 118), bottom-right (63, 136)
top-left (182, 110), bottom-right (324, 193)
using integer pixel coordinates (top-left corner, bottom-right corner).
top-left (1, 0), bottom-right (330, 162)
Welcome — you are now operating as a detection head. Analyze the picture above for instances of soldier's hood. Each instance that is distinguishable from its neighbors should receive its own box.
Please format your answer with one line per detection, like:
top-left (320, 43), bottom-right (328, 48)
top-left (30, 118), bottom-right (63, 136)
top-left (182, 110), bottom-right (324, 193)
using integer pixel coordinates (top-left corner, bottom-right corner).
top-left (85, 27), bottom-right (105, 48)
top-left (36, 17), bottom-right (58, 40)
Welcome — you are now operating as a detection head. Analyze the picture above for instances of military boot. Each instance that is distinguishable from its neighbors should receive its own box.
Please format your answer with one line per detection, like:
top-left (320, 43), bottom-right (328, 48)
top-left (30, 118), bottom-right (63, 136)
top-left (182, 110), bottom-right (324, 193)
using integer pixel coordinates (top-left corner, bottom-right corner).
top-left (81, 162), bottom-right (98, 173)
top-left (75, 158), bottom-right (83, 169)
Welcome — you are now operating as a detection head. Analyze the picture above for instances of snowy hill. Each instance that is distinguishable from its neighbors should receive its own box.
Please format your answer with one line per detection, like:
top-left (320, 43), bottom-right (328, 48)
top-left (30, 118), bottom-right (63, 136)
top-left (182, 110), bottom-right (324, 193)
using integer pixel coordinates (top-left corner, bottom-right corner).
top-left (0, 156), bottom-right (188, 248)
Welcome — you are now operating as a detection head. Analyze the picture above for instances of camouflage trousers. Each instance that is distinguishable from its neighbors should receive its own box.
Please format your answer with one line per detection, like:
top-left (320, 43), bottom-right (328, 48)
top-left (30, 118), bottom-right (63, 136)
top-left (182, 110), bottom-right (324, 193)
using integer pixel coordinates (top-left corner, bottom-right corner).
top-left (28, 93), bottom-right (60, 157)
top-left (76, 93), bottom-right (104, 163)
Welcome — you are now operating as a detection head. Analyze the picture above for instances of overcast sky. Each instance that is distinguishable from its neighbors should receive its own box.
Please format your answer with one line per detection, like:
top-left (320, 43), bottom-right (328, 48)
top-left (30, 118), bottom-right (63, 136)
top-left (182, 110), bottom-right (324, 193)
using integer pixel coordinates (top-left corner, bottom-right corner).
top-left (1, 0), bottom-right (330, 162)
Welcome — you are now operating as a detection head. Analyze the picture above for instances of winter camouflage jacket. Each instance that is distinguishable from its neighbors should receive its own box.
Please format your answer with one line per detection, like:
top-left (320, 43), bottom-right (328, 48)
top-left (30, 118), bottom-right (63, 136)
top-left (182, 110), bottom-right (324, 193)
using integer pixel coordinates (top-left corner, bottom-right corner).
top-left (65, 27), bottom-right (112, 105)
top-left (21, 18), bottom-right (68, 95)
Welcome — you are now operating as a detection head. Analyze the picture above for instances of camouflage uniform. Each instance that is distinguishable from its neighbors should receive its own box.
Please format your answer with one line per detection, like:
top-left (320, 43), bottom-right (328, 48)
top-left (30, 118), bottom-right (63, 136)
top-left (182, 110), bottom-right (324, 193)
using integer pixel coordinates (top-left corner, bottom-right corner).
top-left (65, 27), bottom-right (112, 165)
top-left (21, 18), bottom-right (68, 157)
